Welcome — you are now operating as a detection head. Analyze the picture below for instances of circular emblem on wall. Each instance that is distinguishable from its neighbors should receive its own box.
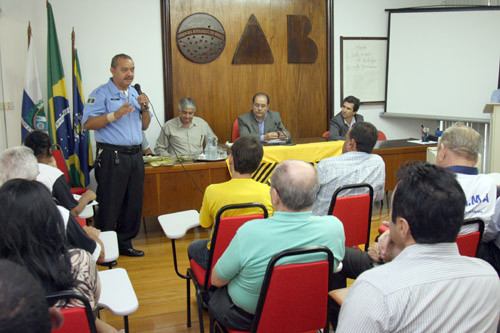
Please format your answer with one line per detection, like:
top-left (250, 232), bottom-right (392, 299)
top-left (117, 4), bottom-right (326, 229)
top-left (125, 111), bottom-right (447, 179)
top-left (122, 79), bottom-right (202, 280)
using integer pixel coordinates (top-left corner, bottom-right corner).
top-left (176, 13), bottom-right (226, 64)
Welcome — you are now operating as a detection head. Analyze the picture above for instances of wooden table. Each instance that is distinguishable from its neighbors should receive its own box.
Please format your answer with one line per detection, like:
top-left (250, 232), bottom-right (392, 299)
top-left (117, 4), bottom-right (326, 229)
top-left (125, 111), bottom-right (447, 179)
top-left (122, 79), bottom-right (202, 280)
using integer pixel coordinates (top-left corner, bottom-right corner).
top-left (142, 139), bottom-right (435, 217)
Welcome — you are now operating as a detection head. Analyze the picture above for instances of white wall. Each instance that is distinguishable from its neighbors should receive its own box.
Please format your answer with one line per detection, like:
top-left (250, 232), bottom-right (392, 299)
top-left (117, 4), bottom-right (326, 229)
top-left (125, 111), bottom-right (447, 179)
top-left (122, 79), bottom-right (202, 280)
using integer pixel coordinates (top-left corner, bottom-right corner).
top-left (0, 0), bottom-right (164, 148)
top-left (1, 0), bottom-right (460, 150)
top-left (333, 0), bottom-right (443, 139)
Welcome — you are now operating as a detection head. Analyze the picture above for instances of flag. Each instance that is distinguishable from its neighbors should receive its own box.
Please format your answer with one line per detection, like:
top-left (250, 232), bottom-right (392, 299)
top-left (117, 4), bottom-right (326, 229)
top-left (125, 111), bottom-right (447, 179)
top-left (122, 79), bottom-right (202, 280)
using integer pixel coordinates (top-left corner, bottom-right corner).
top-left (21, 38), bottom-right (47, 142)
top-left (72, 49), bottom-right (93, 186)
top-left (46, 2), bottom-right (75, 179)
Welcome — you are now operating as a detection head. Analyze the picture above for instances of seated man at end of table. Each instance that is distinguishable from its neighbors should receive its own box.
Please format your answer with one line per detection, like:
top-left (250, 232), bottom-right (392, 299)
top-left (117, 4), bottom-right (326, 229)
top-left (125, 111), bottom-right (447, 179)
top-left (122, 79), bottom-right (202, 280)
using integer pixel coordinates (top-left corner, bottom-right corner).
top-left (187, 135), bottom-right (274, 270)
top-left (208, 160), bottom-right (345, 331)
top-left (154, 97), bottom-right (216, 157)
top-left (336, 161), bottom-right (500, 332)
top-left (238, 92), bottom-right (290, 143)
top-left (328, 95), bottom-right (364, 141)
top-left (312, 121), bottom-right (385, 216)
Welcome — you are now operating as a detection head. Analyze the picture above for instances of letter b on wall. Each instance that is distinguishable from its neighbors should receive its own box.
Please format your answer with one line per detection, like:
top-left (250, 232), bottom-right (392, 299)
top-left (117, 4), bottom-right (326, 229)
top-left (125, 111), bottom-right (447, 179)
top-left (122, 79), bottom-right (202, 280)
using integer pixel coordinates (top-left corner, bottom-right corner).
top-left (287, 15), bottom-right (318, 64)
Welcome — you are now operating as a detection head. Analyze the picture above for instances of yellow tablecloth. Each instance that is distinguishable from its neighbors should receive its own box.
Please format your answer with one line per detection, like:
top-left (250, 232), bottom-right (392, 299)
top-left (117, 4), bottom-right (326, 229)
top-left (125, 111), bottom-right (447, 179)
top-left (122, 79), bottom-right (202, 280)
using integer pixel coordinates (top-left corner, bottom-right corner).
top-left (251, 141), bottom-right (344, 184)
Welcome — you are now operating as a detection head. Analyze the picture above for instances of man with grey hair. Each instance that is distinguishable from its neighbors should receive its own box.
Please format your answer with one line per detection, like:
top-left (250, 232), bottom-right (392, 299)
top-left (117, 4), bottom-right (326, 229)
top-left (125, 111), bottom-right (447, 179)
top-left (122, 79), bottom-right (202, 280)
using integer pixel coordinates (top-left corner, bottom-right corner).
top-left (154, 97), bottom-right (216, 157)
top-left (436, 122), bottom-right (496, 234)
top-left (208, 160), bottom-right (345, 331)
top-left (0, 146), bottom-right (38, 186)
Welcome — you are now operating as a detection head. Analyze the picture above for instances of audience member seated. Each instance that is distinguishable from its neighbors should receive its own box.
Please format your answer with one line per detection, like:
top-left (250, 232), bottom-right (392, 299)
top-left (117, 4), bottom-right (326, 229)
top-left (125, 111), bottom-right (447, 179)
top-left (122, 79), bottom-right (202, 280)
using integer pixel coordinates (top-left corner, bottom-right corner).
top-left (0, 179), bottom-right (117, 333)
top-left (0, 146), bottom-right (104, 263)
top-left (237, 92), bottom-right (291, 143)
top-left (188, 136), bottom-right (274, 270)
top-left (336, 161), bottom-right (500, 332)
top-left (478, 197), bottom-right (500, 276)
top-left (312, 121), bottom-right (385, 216)
top-left (208, 160), bottom-right (345, 331)
top-left (24, 130), bottom-right (96, 217)
top-left (0, 259), bottom-right (63, 333)
top-left (328, 95), bottom-right (364, 141)
top-left (154, 97), bottom-right (216, 157)
top-left (436, 123), bottom-right (496, 234)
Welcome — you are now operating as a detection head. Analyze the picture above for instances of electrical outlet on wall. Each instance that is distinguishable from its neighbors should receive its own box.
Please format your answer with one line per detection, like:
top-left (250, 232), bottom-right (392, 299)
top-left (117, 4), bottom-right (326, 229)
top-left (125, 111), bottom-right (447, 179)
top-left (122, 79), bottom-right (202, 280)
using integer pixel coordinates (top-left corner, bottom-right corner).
top-left (0, 101), bottom-right (13, 110)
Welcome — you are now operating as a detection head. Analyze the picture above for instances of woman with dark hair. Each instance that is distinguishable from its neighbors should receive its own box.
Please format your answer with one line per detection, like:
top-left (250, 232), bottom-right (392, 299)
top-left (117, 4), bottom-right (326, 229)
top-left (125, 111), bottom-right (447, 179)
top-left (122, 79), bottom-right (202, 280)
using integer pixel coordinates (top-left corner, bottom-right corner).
top-left (0, 179), bottom-right (116, 333)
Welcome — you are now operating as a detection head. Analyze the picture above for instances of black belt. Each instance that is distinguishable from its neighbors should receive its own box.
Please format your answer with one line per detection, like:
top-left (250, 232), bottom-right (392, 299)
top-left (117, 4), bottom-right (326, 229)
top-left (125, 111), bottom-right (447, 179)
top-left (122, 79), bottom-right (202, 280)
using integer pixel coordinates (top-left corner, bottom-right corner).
top-left (96, 142), bottom-right (141, 154)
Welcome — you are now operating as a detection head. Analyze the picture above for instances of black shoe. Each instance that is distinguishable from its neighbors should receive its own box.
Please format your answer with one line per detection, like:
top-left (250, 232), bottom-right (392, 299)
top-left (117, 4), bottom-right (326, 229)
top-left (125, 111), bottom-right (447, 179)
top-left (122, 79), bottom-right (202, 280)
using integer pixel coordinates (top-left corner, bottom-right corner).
top-left (119, 248), bottom-right (145, 257)
top-left (98, 260), bottom-right (117, 267)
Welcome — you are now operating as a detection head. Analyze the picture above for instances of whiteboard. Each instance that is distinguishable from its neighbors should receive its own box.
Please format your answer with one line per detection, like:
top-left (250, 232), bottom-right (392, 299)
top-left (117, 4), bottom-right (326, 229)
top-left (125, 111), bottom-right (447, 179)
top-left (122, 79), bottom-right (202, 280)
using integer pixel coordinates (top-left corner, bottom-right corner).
top-left (385, 8), bottom-right (500, 122)
top-left (341, 37), bottom-right (387, 103)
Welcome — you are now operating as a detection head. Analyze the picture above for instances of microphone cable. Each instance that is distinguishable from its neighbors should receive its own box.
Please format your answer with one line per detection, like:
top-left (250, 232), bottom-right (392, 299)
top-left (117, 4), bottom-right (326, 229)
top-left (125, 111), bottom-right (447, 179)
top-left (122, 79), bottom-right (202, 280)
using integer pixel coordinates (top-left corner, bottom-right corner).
top-left (140, 90), bottom-right (205, 194)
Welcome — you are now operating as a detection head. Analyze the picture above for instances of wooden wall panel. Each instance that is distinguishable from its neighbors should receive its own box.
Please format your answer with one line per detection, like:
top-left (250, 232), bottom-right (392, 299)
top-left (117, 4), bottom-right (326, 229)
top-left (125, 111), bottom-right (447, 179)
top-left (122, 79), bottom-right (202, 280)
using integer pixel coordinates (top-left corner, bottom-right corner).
top-left (167, 0), bottom-right (327, 143)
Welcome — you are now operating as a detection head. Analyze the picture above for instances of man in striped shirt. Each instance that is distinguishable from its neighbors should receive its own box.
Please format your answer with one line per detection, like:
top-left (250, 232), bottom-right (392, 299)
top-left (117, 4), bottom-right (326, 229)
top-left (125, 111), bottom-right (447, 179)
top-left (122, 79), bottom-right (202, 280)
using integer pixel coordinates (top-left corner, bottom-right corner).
top-left (337, 161), bottom-right (500, 332)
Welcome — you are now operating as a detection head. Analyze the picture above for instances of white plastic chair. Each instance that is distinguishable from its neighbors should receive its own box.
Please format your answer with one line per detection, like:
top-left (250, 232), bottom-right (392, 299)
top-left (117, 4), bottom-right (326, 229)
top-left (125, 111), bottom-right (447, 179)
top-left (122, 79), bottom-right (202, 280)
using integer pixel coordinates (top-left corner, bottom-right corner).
top-left (99, 231), bottom-right (119, 269)
top-left (98, 268), bottom-right (138, 333)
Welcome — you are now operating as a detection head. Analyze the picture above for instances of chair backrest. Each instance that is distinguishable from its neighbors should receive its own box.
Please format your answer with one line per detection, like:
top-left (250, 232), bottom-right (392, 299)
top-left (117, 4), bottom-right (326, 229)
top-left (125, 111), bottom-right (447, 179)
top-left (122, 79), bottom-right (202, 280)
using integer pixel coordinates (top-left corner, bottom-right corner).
top-left (74, 216), bottom-right (87, 228)
top-left (205, 203), bottom-right (269, 288)
top-left (328, 183), bottom-right (373, 250)
top-left (51, 148), bottom-right (71, 183)
top-left (456, 219), bottom-right (484, 257)
top-left (322, 131), bottom-right (330, 138)
top-left (377, 130), bottom-right (387, 141)
top-left (232, 118), bottom-right (240, 142)
top-left (46, 290), bottom-right (97, 333)
top-left (251, 246), bottom-right (334, 333)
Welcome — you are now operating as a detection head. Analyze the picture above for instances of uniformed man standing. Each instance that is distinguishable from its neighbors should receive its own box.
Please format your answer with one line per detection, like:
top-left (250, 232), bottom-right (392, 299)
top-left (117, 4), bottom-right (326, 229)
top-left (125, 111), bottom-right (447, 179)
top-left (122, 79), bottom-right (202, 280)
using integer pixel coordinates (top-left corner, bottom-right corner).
top-left (83, 53), bottom-right (151, 257)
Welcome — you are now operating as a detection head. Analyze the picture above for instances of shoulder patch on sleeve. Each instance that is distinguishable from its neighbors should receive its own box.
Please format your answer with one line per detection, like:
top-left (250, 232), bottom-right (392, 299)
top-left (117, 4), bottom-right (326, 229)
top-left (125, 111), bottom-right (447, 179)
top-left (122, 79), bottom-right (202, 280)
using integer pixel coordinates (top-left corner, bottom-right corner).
top-left (87, 97), bottom-right (95, 104)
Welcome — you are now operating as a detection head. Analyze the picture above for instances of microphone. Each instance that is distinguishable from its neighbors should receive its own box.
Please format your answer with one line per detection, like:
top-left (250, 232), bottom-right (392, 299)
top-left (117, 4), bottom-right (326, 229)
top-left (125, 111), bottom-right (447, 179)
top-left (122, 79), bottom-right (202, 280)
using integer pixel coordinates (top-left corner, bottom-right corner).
top-left (275, 121), bottom-right (290, 143)
top-left (134, 83), bottom-right (148, 111)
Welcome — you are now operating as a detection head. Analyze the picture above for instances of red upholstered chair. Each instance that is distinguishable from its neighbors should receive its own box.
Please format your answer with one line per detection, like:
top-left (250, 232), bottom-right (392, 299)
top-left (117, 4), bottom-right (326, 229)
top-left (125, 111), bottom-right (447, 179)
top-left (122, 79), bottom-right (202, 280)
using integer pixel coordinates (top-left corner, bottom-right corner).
top-left (322, 131), bottom-right (330, 138)
top-left (378, 219), bottom-right (484, 257)
top-left (74, 216), bottom-right (87, 228)
top-left (377, 130), bottom-right (387, 141)
top-left (188, 203), bottom-right (268, 333)
top-left (51, 148), bottom-right (87, 195)
top-left (456, 219), bottom-right (484, 257)
top-left (232, 119), bottom-right (240, 142)
top-left (212, 246), bottom-right (334, 333)
top-left (328, 183), bottom-right (373, 250)
top-left (46, 290), bottom-right (97, 333)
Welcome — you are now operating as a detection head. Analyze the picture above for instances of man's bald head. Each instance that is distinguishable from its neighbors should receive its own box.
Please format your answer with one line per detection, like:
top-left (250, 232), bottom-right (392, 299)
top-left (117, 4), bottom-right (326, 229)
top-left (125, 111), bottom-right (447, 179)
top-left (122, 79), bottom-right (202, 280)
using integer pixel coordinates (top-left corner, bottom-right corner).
top-left (270, 160), bottom-right (319, 211)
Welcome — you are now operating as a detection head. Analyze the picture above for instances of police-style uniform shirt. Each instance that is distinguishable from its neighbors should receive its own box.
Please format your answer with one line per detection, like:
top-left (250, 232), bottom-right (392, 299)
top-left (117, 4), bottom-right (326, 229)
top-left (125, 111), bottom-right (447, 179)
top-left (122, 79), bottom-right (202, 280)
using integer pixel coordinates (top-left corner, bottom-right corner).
top-left (82, 78), bottom-right (151, 146)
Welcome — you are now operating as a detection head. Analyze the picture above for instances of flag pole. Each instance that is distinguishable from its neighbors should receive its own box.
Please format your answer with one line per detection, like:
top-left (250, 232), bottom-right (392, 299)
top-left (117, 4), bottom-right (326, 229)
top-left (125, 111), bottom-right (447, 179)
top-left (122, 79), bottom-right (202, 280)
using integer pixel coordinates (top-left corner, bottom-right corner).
top-left (72, 27), bottom-right (75, 119)
top-left (27, 21), bottom-right (31, 48)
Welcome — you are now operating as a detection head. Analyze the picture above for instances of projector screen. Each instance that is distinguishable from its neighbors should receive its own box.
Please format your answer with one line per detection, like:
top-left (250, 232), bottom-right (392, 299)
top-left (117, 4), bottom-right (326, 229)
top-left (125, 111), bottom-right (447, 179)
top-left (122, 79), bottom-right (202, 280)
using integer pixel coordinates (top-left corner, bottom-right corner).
top-left (385, 7), bottom-right (500, 122)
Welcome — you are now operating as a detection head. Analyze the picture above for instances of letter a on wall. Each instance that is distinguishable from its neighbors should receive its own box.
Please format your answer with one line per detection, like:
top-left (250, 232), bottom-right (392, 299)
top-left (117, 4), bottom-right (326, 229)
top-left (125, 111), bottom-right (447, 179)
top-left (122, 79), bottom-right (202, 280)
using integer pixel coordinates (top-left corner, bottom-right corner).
top-left (232, 14), bottom-right (274, 64)
top-left (287, 15), bottom-right (318, 64)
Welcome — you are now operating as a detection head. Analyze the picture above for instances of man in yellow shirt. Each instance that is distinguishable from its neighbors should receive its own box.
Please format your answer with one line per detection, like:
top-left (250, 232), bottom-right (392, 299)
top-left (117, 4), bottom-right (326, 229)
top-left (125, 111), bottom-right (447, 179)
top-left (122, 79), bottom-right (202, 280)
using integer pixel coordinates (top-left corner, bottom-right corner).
top-left (188, 136), bottom-right (274, 269)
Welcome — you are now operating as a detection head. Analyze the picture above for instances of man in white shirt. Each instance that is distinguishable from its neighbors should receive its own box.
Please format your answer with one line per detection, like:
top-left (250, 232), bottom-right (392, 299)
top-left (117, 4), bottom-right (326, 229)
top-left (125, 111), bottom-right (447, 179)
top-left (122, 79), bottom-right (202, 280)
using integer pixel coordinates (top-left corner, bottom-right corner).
top-left (336, 161), bottom-right (500, 332)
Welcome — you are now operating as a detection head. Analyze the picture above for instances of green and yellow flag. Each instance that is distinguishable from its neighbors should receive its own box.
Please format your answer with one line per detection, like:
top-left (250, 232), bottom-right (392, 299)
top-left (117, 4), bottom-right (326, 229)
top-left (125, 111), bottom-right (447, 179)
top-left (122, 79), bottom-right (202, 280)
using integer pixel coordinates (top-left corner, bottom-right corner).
top-left (47, 1), bottom-right (75, 182)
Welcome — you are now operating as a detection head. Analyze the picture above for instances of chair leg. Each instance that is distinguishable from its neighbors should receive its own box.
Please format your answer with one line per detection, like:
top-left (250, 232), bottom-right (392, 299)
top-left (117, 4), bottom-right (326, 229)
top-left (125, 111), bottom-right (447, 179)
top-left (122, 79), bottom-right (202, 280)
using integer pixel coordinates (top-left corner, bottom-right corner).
top-left (196, 290), bottom-right (205, 333)
top-left (124, 315), bottom-right (129, 333)
top-left (187, 276), bottom-right (191, 327)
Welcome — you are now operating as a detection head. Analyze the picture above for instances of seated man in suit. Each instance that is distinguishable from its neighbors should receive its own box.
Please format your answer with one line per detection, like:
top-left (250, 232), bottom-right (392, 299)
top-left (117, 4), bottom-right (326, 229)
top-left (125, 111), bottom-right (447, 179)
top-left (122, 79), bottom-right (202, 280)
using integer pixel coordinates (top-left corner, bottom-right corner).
top-left (0, 146), bottom-right (104, 264)
top-left (312, 121), bottom-right (385, 216)
top-left (328, 95), bottom-right (364, 141)
top-left (154, 97), bottom-right (216, 157)
top-left (187, 136), bottom-right (274, 270)
top-left (337, 161), bottom-right (500, 332)
top-left (238, 92), bottom-right (290, 143)
top-left (208, 160), bottom-right (345, 331)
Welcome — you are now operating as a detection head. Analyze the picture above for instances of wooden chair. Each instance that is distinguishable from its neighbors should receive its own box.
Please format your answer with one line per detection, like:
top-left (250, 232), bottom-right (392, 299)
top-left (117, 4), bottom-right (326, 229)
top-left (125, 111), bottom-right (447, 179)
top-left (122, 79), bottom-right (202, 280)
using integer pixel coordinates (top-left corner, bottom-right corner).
top-left (46, 290), bottom-right (97, 333)
top-left (328, 183), bottom-right (373, 250)
top-left (212, 246), bottom-right (334, 333)
top-left (159, 203), bottom-right (268, 333)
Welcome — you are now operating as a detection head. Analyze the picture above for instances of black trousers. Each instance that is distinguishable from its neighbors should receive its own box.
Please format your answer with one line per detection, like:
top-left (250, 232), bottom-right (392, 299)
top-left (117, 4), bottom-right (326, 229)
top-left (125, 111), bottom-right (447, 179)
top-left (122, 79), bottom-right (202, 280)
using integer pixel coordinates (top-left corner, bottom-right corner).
top-left (208, 286), bottom-right (254, 331)
top-left (94, 147), bottom-right (144, 249)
